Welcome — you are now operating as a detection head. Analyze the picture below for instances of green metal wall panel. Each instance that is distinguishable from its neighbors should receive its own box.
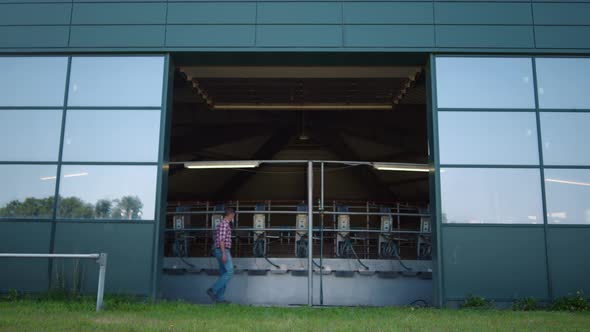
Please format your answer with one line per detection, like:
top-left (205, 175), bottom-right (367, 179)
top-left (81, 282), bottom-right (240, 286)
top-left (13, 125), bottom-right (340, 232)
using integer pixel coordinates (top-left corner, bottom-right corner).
top-left (167, 3), bottom-right (256, 24)
top-left (535, 26), bottom-right (590, 48)
top-left (343, 2), bottom-right (433, 24)
top-left (256, 25), bottom-right (342, 47)
top-left (0, 1), bottom-right (589, 51)
top-left (0, 3), bottom-right (71, 25)
top-left (434, 2), bottom-right (533, 25)
top-left (435, 25), bottom-right (535, 48)
top-left (166, 25), bottom-right (255, 47)
top-left (0, 222), bottom-right (52, 292)
top-left (442, 226), bottom-right (549, 300)
top-left (547, 227), bottom-right (590, 297)
top-left (533, 3), bottom-right (590, 25)
top-left (344, 25), bottom-right (434, 47)
top-left (257, 2), bottom-right (341, 24)
top-left (72, 3), bottom-right (166, 25)
top-left (69, 25), bottom-right (165, 47)
top-left (53, 222), bottom-right (155, 295)
top-left (0, 26), bottom-right (69, 48)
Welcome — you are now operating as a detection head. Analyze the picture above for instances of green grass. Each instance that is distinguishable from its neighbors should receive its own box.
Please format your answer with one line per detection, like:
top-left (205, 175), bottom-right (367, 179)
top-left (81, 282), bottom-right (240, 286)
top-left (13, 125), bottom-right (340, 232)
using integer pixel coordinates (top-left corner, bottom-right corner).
top-left (1, 298), bottom-right (590, 332)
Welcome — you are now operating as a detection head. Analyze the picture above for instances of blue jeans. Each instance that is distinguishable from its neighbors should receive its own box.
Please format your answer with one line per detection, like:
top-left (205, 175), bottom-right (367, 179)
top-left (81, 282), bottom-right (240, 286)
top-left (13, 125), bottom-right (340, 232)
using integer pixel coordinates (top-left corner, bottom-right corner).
top-left (211, 248), bottom-right (234, 301)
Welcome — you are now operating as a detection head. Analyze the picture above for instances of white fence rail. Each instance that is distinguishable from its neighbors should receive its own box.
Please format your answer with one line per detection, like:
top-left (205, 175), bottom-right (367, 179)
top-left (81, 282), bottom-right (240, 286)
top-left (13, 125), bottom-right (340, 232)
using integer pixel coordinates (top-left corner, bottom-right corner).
top-left (0, 253), bottom-right (108, 312)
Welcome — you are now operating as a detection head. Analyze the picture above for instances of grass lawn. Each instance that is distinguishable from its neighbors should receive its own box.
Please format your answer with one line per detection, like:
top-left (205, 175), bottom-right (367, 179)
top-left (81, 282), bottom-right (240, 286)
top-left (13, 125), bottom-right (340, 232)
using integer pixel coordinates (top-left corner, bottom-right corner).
top-left (1, 299), bottom-right (589, 331)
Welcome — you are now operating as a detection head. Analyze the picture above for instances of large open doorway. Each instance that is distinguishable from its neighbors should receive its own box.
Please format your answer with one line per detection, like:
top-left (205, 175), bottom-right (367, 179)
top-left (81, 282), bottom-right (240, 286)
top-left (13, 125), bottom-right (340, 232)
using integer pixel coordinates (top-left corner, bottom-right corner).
top-left (162, 54), bottom-right (432, 306)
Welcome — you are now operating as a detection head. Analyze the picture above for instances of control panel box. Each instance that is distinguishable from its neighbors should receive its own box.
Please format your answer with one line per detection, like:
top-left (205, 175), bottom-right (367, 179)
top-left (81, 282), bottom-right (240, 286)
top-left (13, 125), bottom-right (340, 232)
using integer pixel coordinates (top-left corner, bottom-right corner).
top-left (338, 215), bottom-right (350, 235)
top-left (380, 216), bottom-right (392, 232)
top-left (296, 214), bottom-right (308, 233)
top-left (173, 215), bottom-right (185, 230)
top-left (253, 214), bottom-right (265, 235)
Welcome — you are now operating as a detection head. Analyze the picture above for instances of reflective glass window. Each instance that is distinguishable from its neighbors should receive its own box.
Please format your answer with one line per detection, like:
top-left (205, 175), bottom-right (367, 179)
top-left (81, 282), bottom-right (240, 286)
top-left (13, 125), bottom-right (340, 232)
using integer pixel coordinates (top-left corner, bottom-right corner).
top-left (536, 58), bottom-right (590, 110)
top-left (0, 109), bottom-right (62, 161)
top-left (0, 165), bottom-right (58, 218)
top-left (436, 57), bottom-right (535, 109)
top-left (0, 57), bottom-right (68, 107)
top-left (441, 168), bottom-right (543, 224)
top-left (67, 57), bottom-right (165, 107)
top-left (57, 165), bottom-right (157, 220)
top-left (62, 109), bottom-right (161, 162)
top-left (540, 112), bottom-right (590, 166)
top-left (439, 112), bottom-right (539, 165)
top-left (545, 169), bottom-right (590, 225)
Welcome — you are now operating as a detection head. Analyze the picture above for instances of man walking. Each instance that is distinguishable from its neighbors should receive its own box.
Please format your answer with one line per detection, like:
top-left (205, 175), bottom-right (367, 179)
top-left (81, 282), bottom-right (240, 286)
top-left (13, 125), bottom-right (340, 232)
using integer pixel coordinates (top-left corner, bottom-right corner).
top-left (207, 207), bottom-right (235, 304)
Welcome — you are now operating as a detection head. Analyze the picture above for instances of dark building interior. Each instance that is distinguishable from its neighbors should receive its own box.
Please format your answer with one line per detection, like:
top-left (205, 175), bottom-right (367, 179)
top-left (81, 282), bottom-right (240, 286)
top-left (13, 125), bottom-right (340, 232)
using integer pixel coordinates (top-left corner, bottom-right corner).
top-left (164, 63), bottom-right (431, 260)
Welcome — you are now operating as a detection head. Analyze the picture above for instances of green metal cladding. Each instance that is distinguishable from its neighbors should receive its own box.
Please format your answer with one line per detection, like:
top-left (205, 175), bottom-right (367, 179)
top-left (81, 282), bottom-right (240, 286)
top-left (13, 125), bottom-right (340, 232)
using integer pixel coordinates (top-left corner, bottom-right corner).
top-left (0, 0), bottom-right (589, 52)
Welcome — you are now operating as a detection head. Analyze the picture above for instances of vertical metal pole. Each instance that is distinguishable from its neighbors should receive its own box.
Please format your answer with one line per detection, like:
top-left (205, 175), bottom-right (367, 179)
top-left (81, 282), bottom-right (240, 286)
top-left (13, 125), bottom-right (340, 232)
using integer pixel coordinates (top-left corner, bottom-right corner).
top-left (96, 253), bottom-right (107, 312)
top-left (320, 162), bottom-right (324, 306)
top-left (307, 161), bottom-right (313, 306)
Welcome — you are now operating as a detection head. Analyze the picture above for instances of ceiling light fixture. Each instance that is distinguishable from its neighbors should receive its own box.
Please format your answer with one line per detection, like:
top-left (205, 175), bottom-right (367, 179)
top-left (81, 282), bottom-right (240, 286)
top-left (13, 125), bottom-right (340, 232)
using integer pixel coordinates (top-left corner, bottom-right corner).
top-left (184, 161), bottom-right (261, 169)
top-left (372, 162), bottom-right (430, 172)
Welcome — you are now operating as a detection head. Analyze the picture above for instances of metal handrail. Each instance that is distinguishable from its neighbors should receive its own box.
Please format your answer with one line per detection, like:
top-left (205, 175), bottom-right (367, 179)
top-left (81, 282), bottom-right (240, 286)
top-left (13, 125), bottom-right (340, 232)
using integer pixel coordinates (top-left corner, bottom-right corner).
top-left (0, 253), bottom-right (108, 312)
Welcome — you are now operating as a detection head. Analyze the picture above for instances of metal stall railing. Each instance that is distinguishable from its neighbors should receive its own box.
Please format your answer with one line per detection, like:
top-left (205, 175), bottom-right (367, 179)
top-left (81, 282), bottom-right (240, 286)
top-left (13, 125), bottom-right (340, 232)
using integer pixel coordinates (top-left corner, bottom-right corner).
top-left (0, 253), bottom-right (108, 312)
top-left (167, 160), bottom-right (431, 306)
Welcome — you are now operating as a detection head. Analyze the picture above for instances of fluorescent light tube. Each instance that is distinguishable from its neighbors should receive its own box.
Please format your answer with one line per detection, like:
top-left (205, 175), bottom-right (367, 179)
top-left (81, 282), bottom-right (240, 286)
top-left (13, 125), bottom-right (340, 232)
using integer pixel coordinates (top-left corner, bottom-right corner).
top-left (372, 163), bottom-right (430, 172)
top-left (185, 161), bottom-right (261, 169)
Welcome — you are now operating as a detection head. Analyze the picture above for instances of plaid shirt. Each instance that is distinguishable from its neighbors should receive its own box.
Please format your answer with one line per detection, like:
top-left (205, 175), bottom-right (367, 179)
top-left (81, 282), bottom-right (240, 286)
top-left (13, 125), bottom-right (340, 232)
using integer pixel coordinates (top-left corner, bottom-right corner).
top-left (215, 219), bottom-right (232, 249)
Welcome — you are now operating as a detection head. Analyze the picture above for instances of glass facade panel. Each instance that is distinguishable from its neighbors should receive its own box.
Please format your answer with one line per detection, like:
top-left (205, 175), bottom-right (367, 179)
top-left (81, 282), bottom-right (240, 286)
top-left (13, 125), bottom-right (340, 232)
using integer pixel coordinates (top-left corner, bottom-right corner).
top-left (545, 169), bottom-right (590, 225)
top-left (0, 57), bottom-right (68, 107)
top-left (62, 109), bottom-right (161, 162)
top-left (536, 58), bottom-right (590, 110)
top-left (67, 57), bottom-right (165, 107)
top-left (436, 57), bottom-right (535, 109)
top-left (540, 112), bottom-right (590, 166)
top-left (441, 168), bottom-right (543, 224)
top-left (57, 165), bottom-right (158, 220)
top-left (439, 112), bottom-right (539, 165)
top-left (0, 165), bottom-right (58, 218)
top-left (0, 109), bottom-right (62, 161)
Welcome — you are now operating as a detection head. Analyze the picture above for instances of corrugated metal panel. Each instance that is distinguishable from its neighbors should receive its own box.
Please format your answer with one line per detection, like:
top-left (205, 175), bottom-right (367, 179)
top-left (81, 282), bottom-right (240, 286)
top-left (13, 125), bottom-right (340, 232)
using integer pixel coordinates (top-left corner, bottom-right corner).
top-left (0, 26), bottom-right (69, 48)
top-left (436, 25), bottom-right (535, 48)
top-left (72, 3), bottom-right (167, 25)
top-left (344, 25), bottom-right (435, 47)
top-left (166, 25), bottom-right (256, 47)
top-left (256, 25), bottom-right (342, 47)
top-left (435, 2), bottom-right (533, 25)
top-left (69, 25), bottom-right (165, 47)
top-left (535, 26), bottom-right (590, 48)
top-left (343, 2), bottom-right (433, 24)
top-left (533, 3), bottom-right (590, 25)
top-left (167, 3), bottom-right (256, 24)
top-left (442, 226), bottom-right (549, 299)
top-left (0, 3), bottom-right (71, 25)
top-left (258, 2), bottom-right (341, 24)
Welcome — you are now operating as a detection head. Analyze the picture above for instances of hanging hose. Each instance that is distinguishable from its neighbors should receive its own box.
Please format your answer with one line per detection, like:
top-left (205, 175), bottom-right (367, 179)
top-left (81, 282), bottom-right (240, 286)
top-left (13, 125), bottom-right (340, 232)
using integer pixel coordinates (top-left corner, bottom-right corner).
top-left (253, 237), bottom-right (280, 269)
top-left (174, 233), bottom-right (195, 268)
top-left (338, 237), bottom-right (369, 270)
top-left (380, 238), bottom-right (412, 271)
top-left (296, 235), bottom-right (308, 258)
top-left (296, 234), bottom-right (325, 269)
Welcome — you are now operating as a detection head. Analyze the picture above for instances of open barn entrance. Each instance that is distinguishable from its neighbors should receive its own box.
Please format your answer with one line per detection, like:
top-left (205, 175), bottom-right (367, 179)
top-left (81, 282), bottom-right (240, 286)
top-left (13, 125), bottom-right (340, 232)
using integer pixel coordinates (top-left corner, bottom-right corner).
top-left (162, 54), bottom-right (433, 306)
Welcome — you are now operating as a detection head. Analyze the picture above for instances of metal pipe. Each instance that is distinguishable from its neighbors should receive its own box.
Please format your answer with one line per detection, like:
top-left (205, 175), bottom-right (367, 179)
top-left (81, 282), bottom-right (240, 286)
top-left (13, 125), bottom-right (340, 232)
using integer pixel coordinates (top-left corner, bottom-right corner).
top-left (320, 162), bottom-right (324, 306)
top-left (0, 253), bottom-right (100, 259)
top-left (166, 210), bottom-right (429, 217)
top-left (169, 160), bottom-right (373, 166)
top-left (307, 161), bottom-right (313, 307)
top-left (96, 253), bottom-right (107, 312)
top-left (0, 253), bottom-right (107, 312)
top-left (164, 228), bottom-right (428, 234)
